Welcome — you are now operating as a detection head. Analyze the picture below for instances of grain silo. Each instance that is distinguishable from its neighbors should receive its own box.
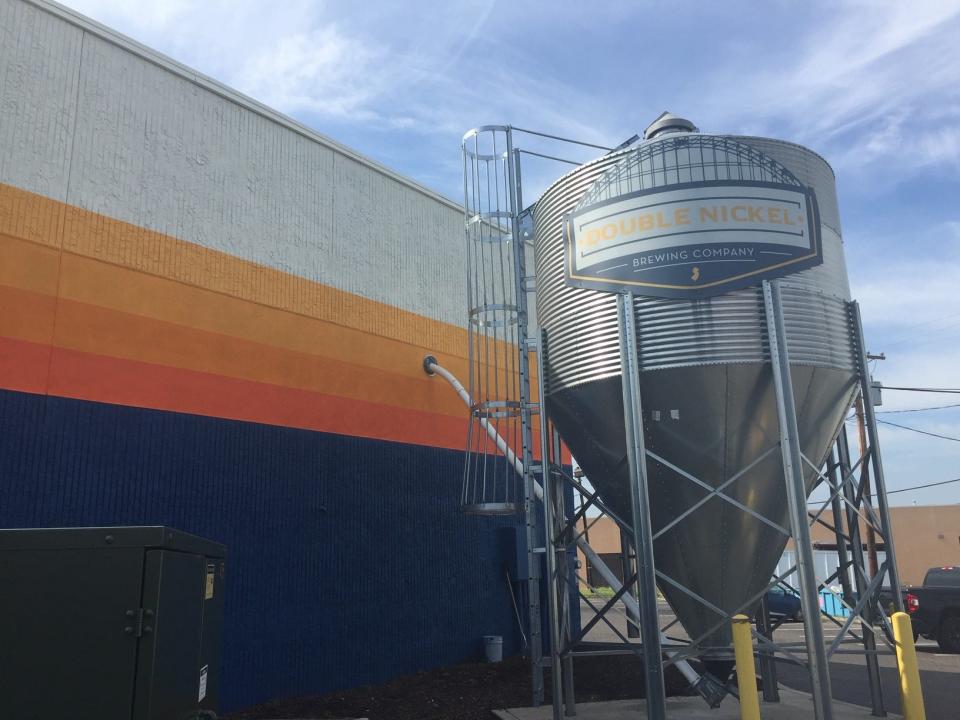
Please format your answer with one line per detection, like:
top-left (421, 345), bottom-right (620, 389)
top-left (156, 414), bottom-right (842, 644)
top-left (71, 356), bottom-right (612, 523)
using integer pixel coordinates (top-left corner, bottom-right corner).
top-left (533, 114), bottom-right (856, 674)
top-left (434, 116), bottom-right (908, 720)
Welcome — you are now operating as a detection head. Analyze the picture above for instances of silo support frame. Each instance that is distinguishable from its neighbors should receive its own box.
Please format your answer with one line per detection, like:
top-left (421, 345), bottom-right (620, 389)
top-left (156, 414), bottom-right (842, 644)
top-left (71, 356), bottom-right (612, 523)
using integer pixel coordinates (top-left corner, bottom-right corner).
top-left (835, 429), bottom-right (887, 716)
top-left (537, 346), bottom-right (903, 717)
top-left (850, 301), bottom-right (904, 612)
top-left (453, 123), bottom-right (908, 720)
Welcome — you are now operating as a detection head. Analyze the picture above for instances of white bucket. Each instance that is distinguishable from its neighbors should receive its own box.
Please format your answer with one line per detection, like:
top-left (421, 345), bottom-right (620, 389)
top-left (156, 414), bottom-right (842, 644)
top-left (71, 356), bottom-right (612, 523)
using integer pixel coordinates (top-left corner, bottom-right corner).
top-left (483, 635), bottom-right (503, 662)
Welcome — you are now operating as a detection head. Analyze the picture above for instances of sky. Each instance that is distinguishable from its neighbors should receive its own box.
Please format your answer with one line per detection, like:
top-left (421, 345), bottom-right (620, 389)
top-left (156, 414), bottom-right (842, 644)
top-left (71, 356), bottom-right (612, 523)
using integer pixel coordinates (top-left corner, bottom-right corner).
top-left (62, 0), bottom-right (960, 506)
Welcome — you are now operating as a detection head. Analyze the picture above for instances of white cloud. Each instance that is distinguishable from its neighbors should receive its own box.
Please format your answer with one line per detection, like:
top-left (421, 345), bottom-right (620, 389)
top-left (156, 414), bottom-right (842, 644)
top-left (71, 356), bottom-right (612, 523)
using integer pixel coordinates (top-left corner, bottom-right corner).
top-left (696, 1), bottom-right (960, 178)
top-left (237, 26), bottom-right (383, 118)
top-left (849, 221), bottom-right (960, 410)
top-left (60, 0), bottom-right (618, 150)
top-left (64, 0), bottom-right (397, 124)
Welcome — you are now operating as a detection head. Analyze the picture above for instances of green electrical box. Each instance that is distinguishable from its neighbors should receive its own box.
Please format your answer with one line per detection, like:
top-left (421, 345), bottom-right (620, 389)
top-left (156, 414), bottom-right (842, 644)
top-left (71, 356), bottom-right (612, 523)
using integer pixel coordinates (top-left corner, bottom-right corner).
top-left (0, 526), bottom-right (226, 720)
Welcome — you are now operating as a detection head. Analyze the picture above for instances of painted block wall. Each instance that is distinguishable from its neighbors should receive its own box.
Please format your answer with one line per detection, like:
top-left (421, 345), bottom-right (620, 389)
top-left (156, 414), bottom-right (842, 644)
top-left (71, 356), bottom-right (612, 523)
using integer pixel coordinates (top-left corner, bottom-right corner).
top-left (0, 390), bottom-right (524, 710)
top-left (0, 0), bottom-right (535, 711)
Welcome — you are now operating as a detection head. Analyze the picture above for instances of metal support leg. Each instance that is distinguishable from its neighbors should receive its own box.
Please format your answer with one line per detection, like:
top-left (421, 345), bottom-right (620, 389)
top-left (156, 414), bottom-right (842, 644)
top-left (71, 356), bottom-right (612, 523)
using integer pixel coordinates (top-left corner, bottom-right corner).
top-left (851, 302), bottom-right (904, 612)
top-left (837, 431), bottom-right (886, 717)
top-left (554, 428), bottom-right (577, 717)
top-left (756, 595), bottom-right (780, 702)
top-left (617, 292), bottom-right (667, 720)
top-left (827, 450), bottom-right (856, 606)
top-left (537, 332), bottom-right (565, 720)
top-left (621, 533), bottom-right (641, 638)
top-left (763, 280), bottom-right (834, 720)
top-left (524, 459), bottom-right (544, 706)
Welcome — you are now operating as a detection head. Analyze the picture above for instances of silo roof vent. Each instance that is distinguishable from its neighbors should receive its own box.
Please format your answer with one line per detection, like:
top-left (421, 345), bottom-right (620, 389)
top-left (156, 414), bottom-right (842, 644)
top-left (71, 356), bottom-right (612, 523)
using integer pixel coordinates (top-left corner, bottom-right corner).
top-left (643, 111), bottom-right (698, 140)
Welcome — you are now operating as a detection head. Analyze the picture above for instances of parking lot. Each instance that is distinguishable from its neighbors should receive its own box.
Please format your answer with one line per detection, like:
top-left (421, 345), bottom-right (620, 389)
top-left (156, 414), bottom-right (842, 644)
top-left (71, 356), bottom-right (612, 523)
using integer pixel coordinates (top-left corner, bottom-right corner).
top-left (579, 600), bottom-right (959, 719)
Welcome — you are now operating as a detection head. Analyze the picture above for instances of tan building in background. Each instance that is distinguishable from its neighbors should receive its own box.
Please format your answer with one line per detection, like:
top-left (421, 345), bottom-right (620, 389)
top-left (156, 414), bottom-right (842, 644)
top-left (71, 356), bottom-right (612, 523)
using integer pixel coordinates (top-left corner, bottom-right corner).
top-left (577, 504), bottom-right (960, 590)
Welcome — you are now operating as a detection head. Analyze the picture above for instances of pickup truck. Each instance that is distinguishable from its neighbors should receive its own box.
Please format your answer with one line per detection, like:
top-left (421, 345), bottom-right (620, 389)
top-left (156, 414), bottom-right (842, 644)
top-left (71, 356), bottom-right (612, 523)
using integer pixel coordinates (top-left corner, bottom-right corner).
top-left (906, 566), bottom-right (960, 653)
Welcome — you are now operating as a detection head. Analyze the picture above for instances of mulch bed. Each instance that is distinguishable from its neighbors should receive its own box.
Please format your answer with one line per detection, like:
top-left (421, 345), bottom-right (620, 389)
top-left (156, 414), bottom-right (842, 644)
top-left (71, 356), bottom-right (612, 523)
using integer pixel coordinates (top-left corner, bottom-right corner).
top-left (224, 654), bottom-right (691, 720)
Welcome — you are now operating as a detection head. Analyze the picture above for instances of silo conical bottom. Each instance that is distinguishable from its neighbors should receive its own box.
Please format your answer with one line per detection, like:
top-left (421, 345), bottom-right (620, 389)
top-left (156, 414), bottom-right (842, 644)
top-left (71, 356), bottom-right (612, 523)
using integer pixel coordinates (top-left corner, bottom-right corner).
top-left (549, 362), bottom-right (857, 679)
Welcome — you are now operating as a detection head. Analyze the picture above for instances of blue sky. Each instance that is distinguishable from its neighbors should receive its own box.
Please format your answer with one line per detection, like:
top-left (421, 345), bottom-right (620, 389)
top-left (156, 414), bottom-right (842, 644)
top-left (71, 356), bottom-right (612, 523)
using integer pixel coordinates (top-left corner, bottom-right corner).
top-left (64, 0), bottom-right (960, 505)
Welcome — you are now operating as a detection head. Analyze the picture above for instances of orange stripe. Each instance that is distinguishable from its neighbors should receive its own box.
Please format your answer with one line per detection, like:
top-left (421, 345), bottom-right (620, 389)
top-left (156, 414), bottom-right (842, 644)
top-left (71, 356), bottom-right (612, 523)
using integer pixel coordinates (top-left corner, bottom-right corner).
top-left (0, 285), bottom-right (58, 346)
top-left (49, 295), bottom-right (469, 418)
top-left (59, 195), bottom-right (471, 358)
top-left (45, 343), bottom-right (470, 450)
top-left (55, 251), bottom-right (473, 382)
top-left (0, 184), bottom-right (63, 249)
top-left (0, 183), bottom-right (542, 450)
top-left (0, 337), bottom-right (50, 394)
top-left (0, 185), bottom-right (528, 380)
top-left (0, 233), bottom-right (61, 294)
top-left (0, 181), bottom-right (470, 357)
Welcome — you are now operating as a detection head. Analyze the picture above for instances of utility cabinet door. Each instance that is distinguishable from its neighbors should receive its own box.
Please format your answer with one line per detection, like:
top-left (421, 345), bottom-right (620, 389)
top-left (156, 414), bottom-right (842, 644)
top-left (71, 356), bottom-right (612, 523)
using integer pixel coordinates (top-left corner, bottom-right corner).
top-left (134, 549), bottom-right (206, 720)
top-left (0, 547), bottom-right (144, 720)
top-left (198, 557), bottom-right (225, 712)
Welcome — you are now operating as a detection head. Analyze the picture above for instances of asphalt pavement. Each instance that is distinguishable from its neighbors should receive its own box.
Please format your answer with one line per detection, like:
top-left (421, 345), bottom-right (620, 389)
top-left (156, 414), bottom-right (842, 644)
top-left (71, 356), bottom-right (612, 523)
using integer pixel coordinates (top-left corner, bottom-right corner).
top-left (578, 600), bottom-right (959, 720)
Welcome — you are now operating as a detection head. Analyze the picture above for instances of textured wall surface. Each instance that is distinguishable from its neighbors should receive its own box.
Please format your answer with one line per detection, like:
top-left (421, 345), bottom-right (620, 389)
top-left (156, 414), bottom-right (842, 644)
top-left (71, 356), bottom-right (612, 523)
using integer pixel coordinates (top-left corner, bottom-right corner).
top-left (0, 0), bottom-right (534, 712)
top-left (0, 0), bottom-right (466, 326)
top-left (0, 390), bottom-right (524, 711)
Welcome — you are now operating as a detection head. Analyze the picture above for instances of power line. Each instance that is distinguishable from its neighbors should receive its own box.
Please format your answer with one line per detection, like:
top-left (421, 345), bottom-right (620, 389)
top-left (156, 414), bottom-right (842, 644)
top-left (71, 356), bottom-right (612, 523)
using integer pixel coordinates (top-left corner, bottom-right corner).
top-left (808, 477), bottom-right (960, 504)
top-left (880, 386), bottom-right (960, 394)
top-left (876, 418), bottom-right (960, 442)
top-left (878, 403), bottom-right (960, 414)
top-left (886, 477), bottom-right (960, 495)
top-left (882, 311), bottom-right (960, 349)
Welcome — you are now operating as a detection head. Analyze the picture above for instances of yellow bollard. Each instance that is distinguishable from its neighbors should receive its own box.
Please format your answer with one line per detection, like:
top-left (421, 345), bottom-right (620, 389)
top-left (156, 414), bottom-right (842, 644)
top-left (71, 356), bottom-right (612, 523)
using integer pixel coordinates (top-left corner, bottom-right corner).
top-left (732, 614), bottom-right (761, 720)
top-left (892, 612), bottom-right (926, 720)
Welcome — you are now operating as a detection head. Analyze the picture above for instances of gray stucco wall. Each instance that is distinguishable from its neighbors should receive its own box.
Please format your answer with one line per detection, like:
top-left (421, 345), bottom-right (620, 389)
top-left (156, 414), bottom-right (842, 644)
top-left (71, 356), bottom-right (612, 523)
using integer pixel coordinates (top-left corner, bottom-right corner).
top-left (0, 0), bottom-right (469, 327)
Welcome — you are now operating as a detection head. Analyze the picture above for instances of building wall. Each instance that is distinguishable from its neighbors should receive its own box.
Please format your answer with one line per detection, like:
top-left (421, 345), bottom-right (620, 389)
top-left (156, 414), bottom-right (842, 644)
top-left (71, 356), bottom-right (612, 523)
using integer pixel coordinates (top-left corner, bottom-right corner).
top-left (0, 0), bottom-right (524, 711)
top-left (579, 505), bottom-right (960, 590)
top-left (806, 504), bottom-right (960, 586)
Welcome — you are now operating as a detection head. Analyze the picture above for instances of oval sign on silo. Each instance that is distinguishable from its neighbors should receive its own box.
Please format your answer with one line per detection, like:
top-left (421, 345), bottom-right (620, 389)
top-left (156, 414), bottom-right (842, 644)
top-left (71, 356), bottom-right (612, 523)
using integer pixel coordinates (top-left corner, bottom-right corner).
top-left (564, 180), bottom-right (822, 298)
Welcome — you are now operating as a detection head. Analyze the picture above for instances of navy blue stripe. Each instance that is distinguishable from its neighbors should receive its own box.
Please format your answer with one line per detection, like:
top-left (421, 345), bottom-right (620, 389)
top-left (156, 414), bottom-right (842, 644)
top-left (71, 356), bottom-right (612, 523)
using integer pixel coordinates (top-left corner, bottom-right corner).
top-left (0, 389), bottom-right (548, 711)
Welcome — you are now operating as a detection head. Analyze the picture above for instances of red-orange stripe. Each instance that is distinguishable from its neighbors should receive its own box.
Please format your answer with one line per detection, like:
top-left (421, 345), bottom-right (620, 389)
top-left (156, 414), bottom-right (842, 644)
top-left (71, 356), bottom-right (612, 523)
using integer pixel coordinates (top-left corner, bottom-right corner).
top-left (0, 336), bottom-right (52, 395)
top-left (0, 336), bottom-right (561, 460)
top-left (43, 344), bottom-right (471, 450)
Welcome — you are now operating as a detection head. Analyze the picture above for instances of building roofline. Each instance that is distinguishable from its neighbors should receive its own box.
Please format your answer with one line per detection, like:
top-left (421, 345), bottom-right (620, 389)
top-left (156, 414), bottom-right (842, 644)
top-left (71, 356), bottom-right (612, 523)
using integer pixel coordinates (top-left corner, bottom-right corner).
top-left (26, 0), bottom-right (463, 213)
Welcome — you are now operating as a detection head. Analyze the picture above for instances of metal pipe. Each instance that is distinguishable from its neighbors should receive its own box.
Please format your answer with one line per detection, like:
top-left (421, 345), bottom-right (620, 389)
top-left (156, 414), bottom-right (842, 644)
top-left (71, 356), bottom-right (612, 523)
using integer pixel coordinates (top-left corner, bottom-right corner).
top-left (424, 356), bottom-right (703, 689)
top-left (510, 125), bottom-right (613, 151)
